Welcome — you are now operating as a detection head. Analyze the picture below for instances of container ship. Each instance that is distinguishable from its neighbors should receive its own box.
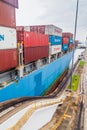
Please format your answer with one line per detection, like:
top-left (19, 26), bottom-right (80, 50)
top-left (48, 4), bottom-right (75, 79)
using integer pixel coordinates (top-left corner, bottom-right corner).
top-left (0, 0), bottom-right (78, 102)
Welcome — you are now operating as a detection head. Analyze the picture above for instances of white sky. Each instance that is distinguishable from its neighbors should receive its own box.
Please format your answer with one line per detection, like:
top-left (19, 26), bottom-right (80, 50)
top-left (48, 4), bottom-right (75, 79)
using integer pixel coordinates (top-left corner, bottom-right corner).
top-left (16, 0), bottom-right (87, 42)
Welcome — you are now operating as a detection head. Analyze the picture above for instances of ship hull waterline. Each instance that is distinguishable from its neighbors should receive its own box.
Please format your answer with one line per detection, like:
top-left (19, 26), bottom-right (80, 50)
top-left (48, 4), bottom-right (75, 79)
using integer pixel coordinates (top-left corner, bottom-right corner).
top-left (0, 52), bottom-right (73, 102)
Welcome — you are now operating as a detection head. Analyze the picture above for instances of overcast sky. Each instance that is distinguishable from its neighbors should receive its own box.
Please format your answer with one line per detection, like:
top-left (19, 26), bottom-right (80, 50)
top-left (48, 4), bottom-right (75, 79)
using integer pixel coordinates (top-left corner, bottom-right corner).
top-left (16, 0), bottom-right (87, 42)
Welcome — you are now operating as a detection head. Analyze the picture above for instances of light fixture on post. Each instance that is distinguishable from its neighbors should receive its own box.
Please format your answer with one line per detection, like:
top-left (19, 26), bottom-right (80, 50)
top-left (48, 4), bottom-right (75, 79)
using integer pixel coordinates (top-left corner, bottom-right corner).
top-left (70, 0), bottom-right (79, 89)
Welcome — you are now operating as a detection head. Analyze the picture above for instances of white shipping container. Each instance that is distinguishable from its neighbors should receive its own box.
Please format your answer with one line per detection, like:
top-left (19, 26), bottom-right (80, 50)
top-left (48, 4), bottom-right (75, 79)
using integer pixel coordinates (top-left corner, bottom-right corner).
top-left (45, 25), bottom-right (62, 36)
top-left (0, 26), bottom-right (17, 49)
top-left (50, 45), bottom-right (61, 55)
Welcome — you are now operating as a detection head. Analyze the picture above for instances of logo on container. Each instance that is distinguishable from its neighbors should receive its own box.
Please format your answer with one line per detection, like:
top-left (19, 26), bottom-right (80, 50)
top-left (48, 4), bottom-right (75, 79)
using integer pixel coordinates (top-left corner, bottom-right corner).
top-left (55, 39), bottom-right (61, 42)
top-left (54, 29), bottom-right (61, 34)
top-left (0, 35), bottom-right (4, 41)
top-left (54, 47), bottom-right (60, 51)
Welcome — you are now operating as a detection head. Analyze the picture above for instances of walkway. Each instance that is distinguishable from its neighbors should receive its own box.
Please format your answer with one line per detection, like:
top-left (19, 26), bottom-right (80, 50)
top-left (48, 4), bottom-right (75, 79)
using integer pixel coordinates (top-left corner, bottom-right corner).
top-left (82, 52), bottom-right (87, 130)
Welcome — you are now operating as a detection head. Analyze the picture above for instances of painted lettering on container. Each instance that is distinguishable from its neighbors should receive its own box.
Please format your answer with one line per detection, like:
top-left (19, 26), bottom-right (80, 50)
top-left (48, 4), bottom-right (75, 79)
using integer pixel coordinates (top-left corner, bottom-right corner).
top-left (54, 39), bottom-right (61, 42)
top-left (54, 47), bottom-right (60, 51)
top-left (54, 29), bottom-right (61, 33)
top-left (0, 35), bottom-right (4, 41)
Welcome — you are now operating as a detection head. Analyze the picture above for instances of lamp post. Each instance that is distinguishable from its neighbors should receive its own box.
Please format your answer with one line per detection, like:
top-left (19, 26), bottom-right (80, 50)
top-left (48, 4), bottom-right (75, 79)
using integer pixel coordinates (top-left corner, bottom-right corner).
top-left (70, 0), bottom-right (79, 89)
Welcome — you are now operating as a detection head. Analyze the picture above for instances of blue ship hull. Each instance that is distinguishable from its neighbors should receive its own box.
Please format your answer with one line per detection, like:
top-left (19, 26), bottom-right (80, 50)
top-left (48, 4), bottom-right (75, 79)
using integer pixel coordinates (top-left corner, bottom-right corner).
top-left (0, 52), bottom-right (73, 102)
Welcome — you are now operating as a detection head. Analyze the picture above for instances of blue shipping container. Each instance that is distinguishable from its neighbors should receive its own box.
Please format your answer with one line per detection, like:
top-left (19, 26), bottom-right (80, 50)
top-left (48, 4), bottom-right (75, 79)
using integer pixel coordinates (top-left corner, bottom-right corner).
top-left (69, 38), bottom-right (73, 44)
top-left (62, 44), bottom-right (68, 51)
top-left (49, 35), bottom-right (62, 45)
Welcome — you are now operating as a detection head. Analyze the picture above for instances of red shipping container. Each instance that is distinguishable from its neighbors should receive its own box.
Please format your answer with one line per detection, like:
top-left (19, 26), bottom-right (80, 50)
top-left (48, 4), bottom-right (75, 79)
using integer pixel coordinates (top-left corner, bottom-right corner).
top-left (38, 25), bottom-right (45, 34)
top-left (62, 33), bottom-right (73, 38)
top-left (0, 1), bottom-right (16, 28)
top-left (30, 26), bottom-right (38, 32)
top-left (0, 49), bottom-right (18, 72)
top-left (1, 0), bottom-right (18, 8)
top-left (62, 37), bottom-right (69, 44)
top-left (17, 31), bottom-right (24, 43)
top-left (30, 25), bottom-right (45, 34)
top-left (17, 31), bottom-right (49, 47)
top-left (24, 46), bottom-right (49, 64)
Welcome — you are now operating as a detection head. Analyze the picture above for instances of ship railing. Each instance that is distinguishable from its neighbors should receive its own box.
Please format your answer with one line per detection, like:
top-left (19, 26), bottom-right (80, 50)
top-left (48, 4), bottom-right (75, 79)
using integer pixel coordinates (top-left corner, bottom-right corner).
top-left (0, 70), bottom-right (17, 87)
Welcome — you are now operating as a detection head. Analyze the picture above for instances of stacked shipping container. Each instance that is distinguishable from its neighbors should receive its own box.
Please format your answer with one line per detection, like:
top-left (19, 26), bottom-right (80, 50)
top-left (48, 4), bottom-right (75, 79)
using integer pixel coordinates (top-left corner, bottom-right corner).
top-left (62, 37), bottom-right (69, 51)
top-left (33, 25), bottom-right (62, 55)
top-left (17, 25), bottom-right (62, 64)
top-left (62, 32), bottom-right (73, 51)
top-left (20, 25), bottom-right (62, 55)
top-left (0, 2), bottom-right (16, 28)
top-left (21, 25), bottom-right (62, 36)
top-left (0, 0), bottom-right (18, 72)
top-left (17, 29), bottom-right (49, 64)
top-left (49, 35), bottom-right (62, 55)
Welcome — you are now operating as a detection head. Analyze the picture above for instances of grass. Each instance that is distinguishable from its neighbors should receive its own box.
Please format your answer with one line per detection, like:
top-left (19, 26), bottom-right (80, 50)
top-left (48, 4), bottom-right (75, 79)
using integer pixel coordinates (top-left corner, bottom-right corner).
top-left (79, 61), bottom-right (85, 67)
top-left (68, 74), bottom-right (80, 92)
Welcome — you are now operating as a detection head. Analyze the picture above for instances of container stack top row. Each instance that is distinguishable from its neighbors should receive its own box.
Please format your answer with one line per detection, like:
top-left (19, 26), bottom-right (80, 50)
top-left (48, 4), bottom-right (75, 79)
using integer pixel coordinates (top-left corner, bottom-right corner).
top-left (16, 25), bottom-right (62, 37)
